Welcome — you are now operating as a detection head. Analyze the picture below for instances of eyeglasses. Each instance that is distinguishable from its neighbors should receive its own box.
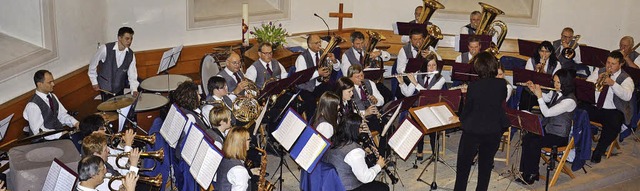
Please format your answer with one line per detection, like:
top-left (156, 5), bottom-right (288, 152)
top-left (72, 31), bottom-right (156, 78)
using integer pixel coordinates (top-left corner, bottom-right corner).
top-left (260, 51), bottom-right (273, 55)
top-left (227, 61), bottom-right (240, 65)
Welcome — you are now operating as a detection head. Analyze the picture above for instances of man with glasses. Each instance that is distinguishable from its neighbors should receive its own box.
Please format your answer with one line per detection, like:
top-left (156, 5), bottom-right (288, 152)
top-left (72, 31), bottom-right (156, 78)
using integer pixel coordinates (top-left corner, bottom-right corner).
top-left (553, 27), bottom-right (587, 74)
top-left (245, 43), bottom-right (287, 89)
top-left (217, 52), bottom-right (250, 96)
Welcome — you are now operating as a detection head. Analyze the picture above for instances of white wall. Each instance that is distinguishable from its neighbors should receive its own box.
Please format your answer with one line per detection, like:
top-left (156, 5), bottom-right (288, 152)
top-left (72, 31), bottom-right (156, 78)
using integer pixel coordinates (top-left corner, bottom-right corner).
top-left (0, 0), bottom-right (106, 104)
top-left (0, 0), bottom-right (44, 46)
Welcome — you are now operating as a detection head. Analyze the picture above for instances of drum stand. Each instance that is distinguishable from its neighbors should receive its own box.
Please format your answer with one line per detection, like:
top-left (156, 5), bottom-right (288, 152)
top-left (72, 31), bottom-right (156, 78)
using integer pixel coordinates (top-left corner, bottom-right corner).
top-left (416, 131), bottom-right (455, 190)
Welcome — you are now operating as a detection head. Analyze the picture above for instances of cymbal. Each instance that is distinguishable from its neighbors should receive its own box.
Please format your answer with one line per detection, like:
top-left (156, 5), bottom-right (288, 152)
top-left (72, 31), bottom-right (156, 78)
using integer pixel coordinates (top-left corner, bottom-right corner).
top-left (95, 112), bottom-right (119, 122)
top-left (97, 95), bottom-right (134, 111)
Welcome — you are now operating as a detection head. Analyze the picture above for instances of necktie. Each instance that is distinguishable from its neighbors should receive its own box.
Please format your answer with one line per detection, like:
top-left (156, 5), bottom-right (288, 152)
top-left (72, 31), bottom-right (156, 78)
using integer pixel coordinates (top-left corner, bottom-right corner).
top-left (359, 51), bottom-right (364, 65)
top-left (266, 62), bottom-right (273, 75)
top-left (46, 94), bottom-right (54, 111)
top-left (233, 72), bottom-right (242, 83)
top-left (425, 75), bottom-right (430, 88)
top-left (596, 86), bottom-right (609, 108)
top-left (359, 85), bottom-right (367, 102)
top-left (315, 52), bottom-right (320, 66)
top-left (549, 92), bottom-right (559, 105)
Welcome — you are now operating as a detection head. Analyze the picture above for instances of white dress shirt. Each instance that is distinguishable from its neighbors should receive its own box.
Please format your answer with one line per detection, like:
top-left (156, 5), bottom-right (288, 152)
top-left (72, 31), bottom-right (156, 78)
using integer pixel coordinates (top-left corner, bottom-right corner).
top-left (295, 49), bottom-right (341, 86)
top-left (341, 49), bottom-right (391, 75)
top-left (76, 184), bottom-right (97, 191)
top-left (221, 68), bottom-right (241, 84)
top-left (398, 73), bottom-right (445, 96)
top-left (586, 69), bottom-right (634, 109)
top-left (23, 91), bottom-right (78, 140)
top-left (96, 146), bottom-right (139, 191)
top-left (537, 92), bottom-right (577, 118)
top-left (396, 46), bottom-right (418, 74)
top-left (525, 58), bottom-right (561, 74)
top-left (316, 122), bottom-right (334, 139)
top-left (88, 44), bottom-right (139, 91)
top-left (227, 164), bottom-right (251, 191)
top-left (245, 58), bottom-right (287, 83)
top-left (344, 147), bottom-right (381, 183)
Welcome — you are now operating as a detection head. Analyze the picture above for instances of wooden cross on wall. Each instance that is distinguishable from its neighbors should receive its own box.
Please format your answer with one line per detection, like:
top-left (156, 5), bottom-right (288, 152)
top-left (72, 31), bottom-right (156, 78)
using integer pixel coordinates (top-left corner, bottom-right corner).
top-left (329, 3), bottom-right (352, 32)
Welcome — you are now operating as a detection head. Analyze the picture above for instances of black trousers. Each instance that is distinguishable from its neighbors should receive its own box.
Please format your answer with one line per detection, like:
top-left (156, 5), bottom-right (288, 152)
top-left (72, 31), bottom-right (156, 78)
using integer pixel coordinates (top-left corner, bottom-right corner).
top-left (454, 132), bottom-right (502, 191)
top-left (416, 133), bottom-right (437, 155)
top-left (299, 82), bottom-right (332, 119)
top-left (519, 132), bottom-right (568, 176)
top-left (350, 180), bottom-right (389, 191)
top-left (578, 103), bottom-right (624, 157)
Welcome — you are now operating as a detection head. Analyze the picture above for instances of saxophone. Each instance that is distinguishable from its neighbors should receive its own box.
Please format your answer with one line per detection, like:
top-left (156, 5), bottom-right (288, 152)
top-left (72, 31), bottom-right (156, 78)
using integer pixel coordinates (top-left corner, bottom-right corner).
top-left (256, 125), bottom-right (274, 191)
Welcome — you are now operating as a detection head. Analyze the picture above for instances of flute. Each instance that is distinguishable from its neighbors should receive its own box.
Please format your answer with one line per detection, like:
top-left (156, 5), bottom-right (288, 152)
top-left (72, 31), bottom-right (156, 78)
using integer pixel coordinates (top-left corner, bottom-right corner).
top-left (515, 82), bottom-right (555, 91)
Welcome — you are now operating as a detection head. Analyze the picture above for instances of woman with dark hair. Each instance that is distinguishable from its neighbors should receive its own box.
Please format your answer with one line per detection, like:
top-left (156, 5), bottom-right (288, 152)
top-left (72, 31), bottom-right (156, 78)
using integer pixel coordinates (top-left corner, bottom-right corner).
top-left (71, 114), bottom-right (107, 151)
top-left (171, 81), bottom-right (208, 130)
top-left (335, 77), bottom-right (357, 119)
top-left (454, 51), bottom-right (509, 191)
top-left (323, 114), bottom-right (389, 191)
top-left (517, 68), bottom-right (577, 184)
top-left (525, 41), bottom-right (561, 75)
top-left (313, 92), bottom-right (341, 139)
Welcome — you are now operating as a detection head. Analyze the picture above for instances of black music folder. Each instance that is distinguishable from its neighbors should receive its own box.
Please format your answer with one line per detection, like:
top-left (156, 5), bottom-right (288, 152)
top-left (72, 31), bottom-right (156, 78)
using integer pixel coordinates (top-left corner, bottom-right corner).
top-left (405, 58), bottom-right (424, 73)
top-left (505, 108), bottom-right (544, 136)
top-left (459, 34), bottom-right (492, 53)
top-left (394, 22), bottom-right (428, 35)
top-left (363, 69), bottom-right (385, 81)
top-left (579, 45), bottom-right (609, 68)
top-left (623, 66), bottom-right (640, 86)
top-left (517, 39), bottom-right (540, 58)
top-left (418, 90), bottom-right (463, 112)
top-left (451, 62), bottom-right (478, 81)
top-left (574, 78), bottom-right (596, 104)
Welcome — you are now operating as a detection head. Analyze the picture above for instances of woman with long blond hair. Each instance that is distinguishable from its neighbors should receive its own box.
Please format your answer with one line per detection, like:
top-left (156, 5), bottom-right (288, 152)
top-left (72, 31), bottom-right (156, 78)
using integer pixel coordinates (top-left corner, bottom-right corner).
top-left (215, 127), bottom-right (252, 191)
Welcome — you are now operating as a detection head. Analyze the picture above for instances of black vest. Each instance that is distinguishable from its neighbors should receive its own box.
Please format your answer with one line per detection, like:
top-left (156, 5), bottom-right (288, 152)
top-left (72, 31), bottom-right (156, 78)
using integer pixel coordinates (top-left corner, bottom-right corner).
top-left (217, 69), bottom-right (244, 94)
top-left (529, 58), bottom-right (558, 75)
top-left (541, 92), bottom-right (576, 137)
top-left (97, 42), bottom-right (134, 93)
top-left (464, 24), bottom-right (476, 34)
top-left (29, 94), bottom-right (63, 131)
top-left (322, 142), bottom-right (362, 190)
top-left (298, 49), bottom-right (323, 92)
top-left (251, 59), bottom-right (282, 89)
top-left (344, 48), bottom-right (363, 69)
top-left (215, 158), bottom-right (252, 191)
top-left (416, 74), bottom-right (443, 91)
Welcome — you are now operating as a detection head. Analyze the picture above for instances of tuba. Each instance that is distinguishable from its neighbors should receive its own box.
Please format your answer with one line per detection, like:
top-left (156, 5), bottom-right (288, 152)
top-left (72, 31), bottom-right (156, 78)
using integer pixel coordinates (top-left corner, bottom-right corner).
top-left (418, 25), bottom-right (444, 58)
top-left (363, 30), bottom-right (386, 68)
top-left (475, 2), bottom-right (508, 55)
top-left (318, 35), bottom-right (345, 82)
top-left (561, 35), bottom-right (581, 60)
top-left (416, 0), bottom-right (445, 24)
top-left (106, 174), bottom-right (162, 191)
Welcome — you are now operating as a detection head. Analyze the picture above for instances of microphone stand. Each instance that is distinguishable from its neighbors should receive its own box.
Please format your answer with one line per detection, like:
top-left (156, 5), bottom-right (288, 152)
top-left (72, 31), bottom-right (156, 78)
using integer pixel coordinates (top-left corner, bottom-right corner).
top-left (313, 13), bottom-right (331, 39)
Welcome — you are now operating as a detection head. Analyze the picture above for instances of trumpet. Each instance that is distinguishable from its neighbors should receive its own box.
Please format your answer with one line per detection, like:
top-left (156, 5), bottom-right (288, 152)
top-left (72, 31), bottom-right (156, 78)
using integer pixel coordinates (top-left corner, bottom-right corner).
top-left (536, 57), bottom-right (547, 73)
top-left (105, 133), bottom-right (156, 145)
top-left (595, 71), bottom-right (612, 92)
top-left (515, 82), bottom-right (556, 91)
top-left (385, 71), bottom-right (438, 78)
top-left (110, 148), bottom-right (164, 170)
top-left (106, 174), bottom-right (162, 191)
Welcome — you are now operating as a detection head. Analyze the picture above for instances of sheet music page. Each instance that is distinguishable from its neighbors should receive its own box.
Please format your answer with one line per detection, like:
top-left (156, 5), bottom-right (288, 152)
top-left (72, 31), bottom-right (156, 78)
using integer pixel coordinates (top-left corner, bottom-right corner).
top-left (181, 123), bottom-right (204, 165)
top-left (294, 133), bottom-right (327, 171)
top-left (55, 167), bottom-right (77, 191)
top-left (160, 105), bottom-right (187, 148)
top-left (431, 105), bottom-right (454, 126)
top-left (413, 107), bottom-right (441, 129)
top-left (43, 161), bottom-right (76, 191)
top-left (382, 102), bottom-right (403, 135)
top-left (42, 161), bottom-right (61, 191)
top-left (0, 113), bottom-right (13, 140)
top-left (389, 120), bottom-right (423, 159)
top-left (253, 99), bottom-right (270, 135)
top-left (191, 141), bottom-right (223, 188)
top-left (272, 110), bottom-right (307, 150)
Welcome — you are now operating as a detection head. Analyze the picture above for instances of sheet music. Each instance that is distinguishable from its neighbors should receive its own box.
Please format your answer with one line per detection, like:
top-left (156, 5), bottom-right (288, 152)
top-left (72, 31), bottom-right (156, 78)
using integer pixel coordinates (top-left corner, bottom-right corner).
top-left (431, 105), bottom-right (454, 126)
top-left (181, 123), bottom-right (204, 165)
top-left (190, 141), bottom-right (223, 188)
top-left (160, 105), bottom-right (187, 148)
top-left (413, 107), bottom-right (441, 129)
top-left (43, 160), bottom-right (76, 191)
top-left (382, 101), bottom-right (403, 135)
top-left (253, 99), bottom-right (270, 135)
top-left (0, 113), bottom-right (13, 140)
top-left (272, 110), bottom-right (307, 150)
top-left (389, 120), bottom-right (423, 159)
top-left (294, 133), bottom-right (327, 171)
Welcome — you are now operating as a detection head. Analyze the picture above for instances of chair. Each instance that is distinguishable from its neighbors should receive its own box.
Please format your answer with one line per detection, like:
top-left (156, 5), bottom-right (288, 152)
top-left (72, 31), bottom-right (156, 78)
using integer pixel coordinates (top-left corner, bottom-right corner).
top-left (499, 56), bottom-right (526, 70)
top-left (494, 127), bottom-right (511, 166)
top-left (539, 135), bottom-right (576, 187)
top-left (590, 121), bottom-right (621, 159)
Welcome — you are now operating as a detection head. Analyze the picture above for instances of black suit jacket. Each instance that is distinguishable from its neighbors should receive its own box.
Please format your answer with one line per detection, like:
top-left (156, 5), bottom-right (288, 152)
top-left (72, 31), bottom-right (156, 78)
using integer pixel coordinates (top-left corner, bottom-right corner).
top-left (460, 78), bottom-right (509, 135)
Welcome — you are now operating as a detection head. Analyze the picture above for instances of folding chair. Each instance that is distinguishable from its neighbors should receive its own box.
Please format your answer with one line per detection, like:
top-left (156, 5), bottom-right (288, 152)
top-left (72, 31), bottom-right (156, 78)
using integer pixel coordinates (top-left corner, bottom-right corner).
top-left (590, 121), bottom-right (621, 159)
top-left (540, 123), bottom-right (576, 187)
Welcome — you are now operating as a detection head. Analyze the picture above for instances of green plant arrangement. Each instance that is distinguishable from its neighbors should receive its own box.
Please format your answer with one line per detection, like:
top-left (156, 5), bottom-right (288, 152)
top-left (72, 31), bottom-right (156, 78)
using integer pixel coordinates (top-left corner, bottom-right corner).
top-left (250, 22), bottom-right (288, 48)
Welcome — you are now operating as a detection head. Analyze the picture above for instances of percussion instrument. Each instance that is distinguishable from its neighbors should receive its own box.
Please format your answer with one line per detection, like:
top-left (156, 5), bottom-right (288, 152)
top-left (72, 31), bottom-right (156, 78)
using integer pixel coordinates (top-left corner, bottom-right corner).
top-left (135, 93), bottom-right (169, 131)
top-left (97, 95), bottom-right (135, 111)
top-left (140, 74), bottom-right (192, 92)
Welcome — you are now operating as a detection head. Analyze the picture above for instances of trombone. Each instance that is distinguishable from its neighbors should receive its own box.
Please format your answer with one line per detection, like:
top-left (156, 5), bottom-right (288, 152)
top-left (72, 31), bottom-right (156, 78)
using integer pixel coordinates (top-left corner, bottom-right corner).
top-left (105, 174), bottom-right (162, 191)
top-left (110, 148), bottom-right (164, 171)
top-left (105, 133), bottom-right (156, 145)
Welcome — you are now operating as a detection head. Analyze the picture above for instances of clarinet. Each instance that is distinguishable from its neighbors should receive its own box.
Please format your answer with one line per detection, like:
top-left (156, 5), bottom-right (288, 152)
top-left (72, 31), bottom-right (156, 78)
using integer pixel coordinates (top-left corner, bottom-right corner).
top-left (354, 100), bottom-right (398, 184)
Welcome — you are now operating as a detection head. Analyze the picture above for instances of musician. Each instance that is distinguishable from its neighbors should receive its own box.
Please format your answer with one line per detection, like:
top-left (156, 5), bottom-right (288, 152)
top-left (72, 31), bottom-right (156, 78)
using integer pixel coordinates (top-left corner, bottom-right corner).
top-left (295, 34), bottom-right (340, 118)
top-left (348, 65), bottom-right (384, 132)
top-left (323, 113), bottom-right (389, 191)
top-left (525, 41), bottom-right (561, 75)
top-left (217, 52), bottom-right (250, 95)
top-left (82, 131), bottom-right (141, 191)
top-left (72, 114), bottom-right (107, 152)
top-left (497, 65), bottom-right (514, 101)
top-left (172, 81), bottom-right (209, 130)
top-left (616, 36), bottom-right (639, 69)
top-left (215, 127), bottom-right (253, 191)
top-left (455, 37), bottom-right (481, 64)
top-left (517, 69), bottom-right (577, 184)
top-left (459, 11), bottom-right (481, 35)
top-left (208, 105), bottom-right (233, 148)
top-left (23, 70), bottom-right (79, 140)
top-left (245, 42), bottom-right (287, 89)
top-left (341, 31), bottom-right (391, 75)
top-left (453, 52), bottom-right (508, 191)
top-left (88, 27), bottom-right (139, 101)
top-left (400, 6), bottom-right (430, 44)
top-left (313, 92), bottom-right (341, 139)
top-left (552, 27), bottom-right (584, 72)
top-left (336, 77), bottom-right (357, 119)
top-left (396, 29), bottom-right (430, 75)
top-left (581, 51), bottom-right (634, 163)
top-left (77, 155), bottom-right (138, 191)
top-left (202, 76), bottom-right (235, 124)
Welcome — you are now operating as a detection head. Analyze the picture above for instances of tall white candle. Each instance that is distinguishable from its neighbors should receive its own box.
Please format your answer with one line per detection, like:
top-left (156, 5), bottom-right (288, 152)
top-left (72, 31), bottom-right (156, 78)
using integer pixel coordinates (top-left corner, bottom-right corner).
top-left (242, 3), bottom-right (249, 45)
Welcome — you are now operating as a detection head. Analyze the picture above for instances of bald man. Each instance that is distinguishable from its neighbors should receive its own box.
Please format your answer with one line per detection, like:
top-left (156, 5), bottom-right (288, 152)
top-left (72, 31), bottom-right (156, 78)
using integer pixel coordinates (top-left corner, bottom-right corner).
top-left (616, 36), bottom-right (639, 69)
top-left (216, 52), bottom-right (250, 95)
top-left (295, 34), bottom-right (340, 117)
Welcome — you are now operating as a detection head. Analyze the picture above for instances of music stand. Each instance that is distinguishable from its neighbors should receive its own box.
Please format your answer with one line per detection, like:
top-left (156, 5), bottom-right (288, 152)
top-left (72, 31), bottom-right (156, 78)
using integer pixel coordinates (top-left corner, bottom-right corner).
top-left (459, 34), bottom-right (492, 53)
top-left (451, 62), bottom-right (478, 82)
top-left (0, 114), bottom-right (13, 141)
top-left (499, 108), bottom-right (543, 189)
top-left (579, 45), bottom-right (609, 68)
top-left (418, 90), bottom-right (463, 112)
top-left (363, 69), bottom-right (385, 81)
top-left (158, 45), bottom-right (184, 92)
top-left (517, 39), bottom-right (540, 58)
top-left (513, 69), bottom-right (554, 88)
top-left (574, 78), bottom-right (596, 104)
top-left (406, 58), bottom-right (424, 73)
top-left (393, 22), bottom-right (428, 35)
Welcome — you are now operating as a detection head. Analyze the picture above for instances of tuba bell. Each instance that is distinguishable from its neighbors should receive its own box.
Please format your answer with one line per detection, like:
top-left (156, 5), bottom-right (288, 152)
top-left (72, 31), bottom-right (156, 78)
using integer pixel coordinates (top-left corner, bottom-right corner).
top-left (363, 30), bottom-right (386, 68)
top-left (416, 0), bottom-right (445, 24)
top-left (317, 35), bottom-right (345, 82)
top-left (418, 25), bottom-right (444, 58)
top-left (106, 174), bottom-right (163, 191)
top-left (475, 2), bottom-right (508, 54)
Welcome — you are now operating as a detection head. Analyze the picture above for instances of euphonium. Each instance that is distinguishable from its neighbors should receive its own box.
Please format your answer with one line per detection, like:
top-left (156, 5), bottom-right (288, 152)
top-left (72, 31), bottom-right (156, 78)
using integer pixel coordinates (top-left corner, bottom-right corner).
top-left (318, 35), bottom-right (345, 82)
top-left (416, 0), bottom-right (445, 24)
top-left (418, 25), bottom-right (443, 58)
top-left (363, 30), bottom-right (386, 68)
top-left (561, 35), bottom-right (581, 60)
top-left (112, 148), bottom-right (164, 171)
top-left (595, 70), bottom-right (612, 92)
top-left (106, 174), bottom-right (162, 191)
top-left (475, 2), bottom-right (508, 54)
top-left (106, 133), bottom-right (156, 145)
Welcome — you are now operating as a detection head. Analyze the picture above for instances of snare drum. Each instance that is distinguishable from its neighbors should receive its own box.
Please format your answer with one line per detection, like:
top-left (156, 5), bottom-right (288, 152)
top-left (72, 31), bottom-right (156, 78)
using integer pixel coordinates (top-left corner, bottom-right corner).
top-left (140, 74), bottom-right (192, 92)
top-left (135, 93), bottom-right (169, 132)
